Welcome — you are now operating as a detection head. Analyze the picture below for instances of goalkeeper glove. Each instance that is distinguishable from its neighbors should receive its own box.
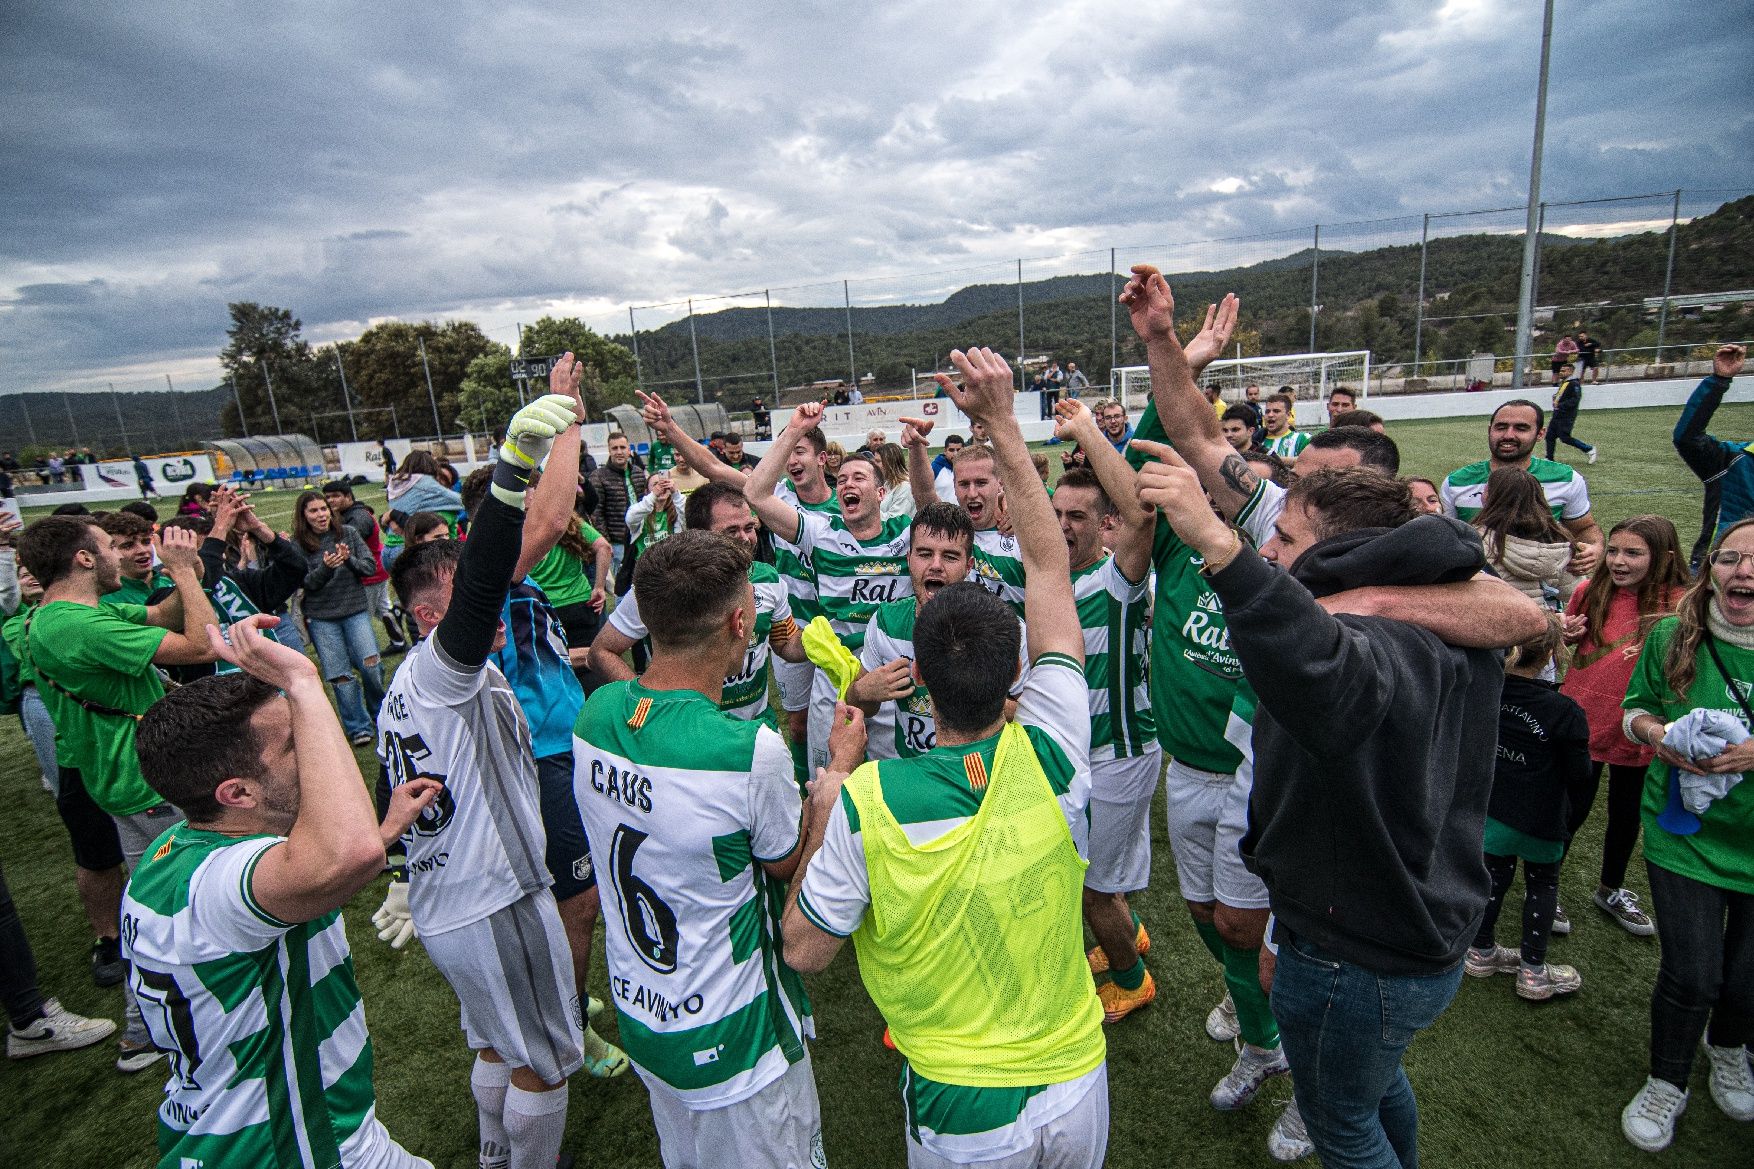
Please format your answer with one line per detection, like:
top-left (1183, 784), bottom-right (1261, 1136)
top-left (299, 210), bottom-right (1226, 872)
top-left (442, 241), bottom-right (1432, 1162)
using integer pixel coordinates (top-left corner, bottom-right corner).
top-left (371, 880), bottom-right (417, 950)
top-left (492, 393), bottom-right (579, 504)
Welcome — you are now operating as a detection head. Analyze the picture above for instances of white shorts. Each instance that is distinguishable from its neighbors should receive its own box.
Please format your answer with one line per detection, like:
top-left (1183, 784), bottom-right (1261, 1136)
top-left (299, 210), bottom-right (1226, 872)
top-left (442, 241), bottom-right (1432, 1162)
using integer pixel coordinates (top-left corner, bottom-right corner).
top-left (905, 1063), bottom-right (1109, 1169)
top-left (805, 669), bottom-right (837, 775)
top-left (1162, 758), bottom-right (1269, 911)
top-left (645, 1049), bottom-right (826, 1169)
top-left (1084, 746), bottom-right (1162, 895)
top-left (775, 657), bottom-right (817, 713)
top-left (345, 1113), bottom-right (435, 1169)
top-left (421, 890), bottom-right (585, 1085)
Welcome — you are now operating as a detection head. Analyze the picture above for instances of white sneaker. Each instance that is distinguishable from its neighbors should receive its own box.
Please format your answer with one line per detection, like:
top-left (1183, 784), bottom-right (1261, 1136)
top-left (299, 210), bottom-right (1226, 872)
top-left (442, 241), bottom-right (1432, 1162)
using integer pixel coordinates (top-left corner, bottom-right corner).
top-left (1622, 1076), bottom-right (1688, 1152)
top-left (1206, 992), bottom-right (1239, 1042)
top-left (1465, 944), bottom-right (1520, 978)
top-left (116, 1039), bottom-right (166, 1074)
top-left (6, 998), bottom-right (117, 1059)
top-left (1211, 1041), bottom-right (1290, 1110)
top-left (1588, 445), bottom-right (1600, 464)
top-left (1267, 1097), bottom-right (1315, 1161)
top-left (1706, 1043), bottom-right (1754, 1121)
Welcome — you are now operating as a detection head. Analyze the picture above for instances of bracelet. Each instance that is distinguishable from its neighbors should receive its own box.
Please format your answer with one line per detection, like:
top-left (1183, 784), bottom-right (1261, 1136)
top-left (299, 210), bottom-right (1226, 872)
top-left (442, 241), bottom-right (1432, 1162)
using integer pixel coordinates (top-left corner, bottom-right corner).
top-left (1200, 530), bottom-right (1244, 577)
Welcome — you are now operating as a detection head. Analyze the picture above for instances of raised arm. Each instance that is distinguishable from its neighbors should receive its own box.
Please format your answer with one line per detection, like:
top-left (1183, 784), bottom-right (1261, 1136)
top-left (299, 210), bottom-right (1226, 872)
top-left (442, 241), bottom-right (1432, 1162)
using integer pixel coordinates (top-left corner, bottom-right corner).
top-left (516, 358), bottom-right (586, 578)
top-left (209, 616), bottom-right (397, 922)
top-left (1055, 398), bottom-right (1154, 582)
top-left (900, 416), bottom-right (942, 505)
top-left (638, 391), bottom-right (748, 488)
top-left (939, 349), bottom-right (1080, 664)
top-left (148, 526), bottom-right (221, 666)
top-left (436, 378), bottom-right (580, 670)
top-left (1673, 345), bottom-right (1746, 482)
top-left (744, 403), bottom-right (823, 544)
top-left (1119, 268), bottom-right (1258, 516)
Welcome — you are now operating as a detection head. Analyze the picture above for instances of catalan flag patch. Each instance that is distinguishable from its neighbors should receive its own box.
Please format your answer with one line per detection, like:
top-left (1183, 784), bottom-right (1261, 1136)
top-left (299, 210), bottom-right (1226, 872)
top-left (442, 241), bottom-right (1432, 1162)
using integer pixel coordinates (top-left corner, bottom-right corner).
top-left (627, 697), bottom-right (653, 731)
top-left (963, 752), bottom-right (989, 792)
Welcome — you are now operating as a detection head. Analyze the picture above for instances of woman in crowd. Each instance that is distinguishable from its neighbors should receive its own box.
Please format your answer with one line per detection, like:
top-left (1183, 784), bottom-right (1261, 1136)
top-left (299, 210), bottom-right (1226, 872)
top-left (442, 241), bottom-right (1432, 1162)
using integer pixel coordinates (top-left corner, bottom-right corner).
top-left (1619, 518), bottom-right (1754, 1152)
top-left (291, 490), bottom-right (386, 746)
top-left (1404, 475), bottom-right (1442, 515)
top-left (876, 443), bottom-right (915, 520)
top-left (176, 483), bottom-right (215, 519)
top-left (824, 441), bottom-right (846, 482)
top-left (1562, 515), bottom-right (1690, 937)
top-left (384, 450), bottom-right (464, 538)
top-left (1474, 466), bottom-right (1582, 608)
top-left (402, 511), bottom-right (451, 545)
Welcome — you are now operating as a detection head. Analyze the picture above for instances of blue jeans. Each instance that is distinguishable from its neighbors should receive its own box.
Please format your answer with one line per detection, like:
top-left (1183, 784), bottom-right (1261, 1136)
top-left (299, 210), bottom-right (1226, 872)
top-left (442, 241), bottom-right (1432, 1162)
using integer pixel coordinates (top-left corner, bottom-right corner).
top-left (269, 607), bottom-right (307, 654)
top-left (1272, 930), bottom-right (1464, 1169)
top-left (17, 686), bottom-right (57, 787)
top-left (308, 610), bottom-right (385, 739)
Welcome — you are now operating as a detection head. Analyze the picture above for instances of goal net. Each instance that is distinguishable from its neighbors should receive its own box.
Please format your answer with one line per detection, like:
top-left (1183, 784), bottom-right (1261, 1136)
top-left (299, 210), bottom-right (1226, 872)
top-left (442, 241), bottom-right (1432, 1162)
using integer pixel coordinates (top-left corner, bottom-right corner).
top-left (1113, 350), bottom-right (1371, 420)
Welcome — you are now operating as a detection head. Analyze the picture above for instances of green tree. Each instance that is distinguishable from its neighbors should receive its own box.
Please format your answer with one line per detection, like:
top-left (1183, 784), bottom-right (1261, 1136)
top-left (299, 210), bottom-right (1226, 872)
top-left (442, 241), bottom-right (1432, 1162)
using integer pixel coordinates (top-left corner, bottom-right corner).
top-left (218, 302), bottom-right (322, 437)
top-left (518, 317), bottom-right (638, 421)
top-left (456, 344), bottom-right (520, 436)
top-left (345, 320), bottom-right (495, 435)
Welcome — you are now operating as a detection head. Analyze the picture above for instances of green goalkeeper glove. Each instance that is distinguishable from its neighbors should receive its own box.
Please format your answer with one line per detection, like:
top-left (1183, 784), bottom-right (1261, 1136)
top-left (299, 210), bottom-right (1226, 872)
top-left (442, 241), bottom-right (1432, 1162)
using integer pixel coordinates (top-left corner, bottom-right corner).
top-left (492, 393), bottom-right (578, 505)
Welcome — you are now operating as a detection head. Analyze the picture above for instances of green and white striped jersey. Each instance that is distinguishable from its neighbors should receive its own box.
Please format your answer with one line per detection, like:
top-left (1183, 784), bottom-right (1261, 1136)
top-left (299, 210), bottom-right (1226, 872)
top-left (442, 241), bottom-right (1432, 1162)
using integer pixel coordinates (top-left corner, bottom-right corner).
top-left (970, 528), bottom-right (1027, 615)
top-left (120, 827), bottom-right (393, 1169)
top-left (858, 597), bottom-right (1030, 760)
top-left (771, 479), bottom-right (837, 625)
top-left (1072, 554), bottom-right (1156, 760)
top-left (572, 682), bottom-right (812, 1110)
top-left (1439, 457), bottom-right (1592, 524)
top-left (793, 509), bottom-right (912, 650)
top-left (608, 561), bottom-right (795, 722)
top-left (1261, 430), bottom-right (1310, 460)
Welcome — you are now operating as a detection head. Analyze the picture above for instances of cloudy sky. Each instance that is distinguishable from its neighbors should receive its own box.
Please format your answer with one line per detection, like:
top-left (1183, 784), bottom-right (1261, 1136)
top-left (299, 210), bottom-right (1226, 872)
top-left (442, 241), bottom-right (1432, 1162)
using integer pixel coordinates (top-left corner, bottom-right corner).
top-left (2, 0), bottom-right (1747, 397)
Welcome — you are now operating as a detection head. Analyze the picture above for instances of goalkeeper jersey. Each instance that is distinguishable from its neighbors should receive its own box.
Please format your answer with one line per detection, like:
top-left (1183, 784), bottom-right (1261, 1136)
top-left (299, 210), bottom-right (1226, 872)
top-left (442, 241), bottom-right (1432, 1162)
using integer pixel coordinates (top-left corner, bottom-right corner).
top-left (573, 681), bottom-right (810, 1109)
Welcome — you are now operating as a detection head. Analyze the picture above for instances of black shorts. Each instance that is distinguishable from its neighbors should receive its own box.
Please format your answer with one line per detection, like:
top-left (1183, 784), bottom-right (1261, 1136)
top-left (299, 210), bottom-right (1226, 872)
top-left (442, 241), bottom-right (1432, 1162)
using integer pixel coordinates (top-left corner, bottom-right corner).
top-left (55, 767), bottom-right (124, 872)
top-left (536, 751), bottom-right (595, 900)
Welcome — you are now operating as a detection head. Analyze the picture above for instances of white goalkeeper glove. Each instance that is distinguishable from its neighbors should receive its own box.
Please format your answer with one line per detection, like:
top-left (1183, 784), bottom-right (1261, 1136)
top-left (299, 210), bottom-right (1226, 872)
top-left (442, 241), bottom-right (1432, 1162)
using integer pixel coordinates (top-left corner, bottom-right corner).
top-left (492, 393), bottom-right (579, 506)
top-left (371, 880), bottom-right (417, 950)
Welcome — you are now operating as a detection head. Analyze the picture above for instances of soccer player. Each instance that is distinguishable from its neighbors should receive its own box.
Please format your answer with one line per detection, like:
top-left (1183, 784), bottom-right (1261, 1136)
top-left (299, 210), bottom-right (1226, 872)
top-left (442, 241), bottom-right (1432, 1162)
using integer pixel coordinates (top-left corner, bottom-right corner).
top-left (17, 516), bottom-right (219, 1070)
top-left (1438, 399), bottom-right (1604, 576)
top-left (905, 419), bottom-right (1026, 614)
top-left (379, 384), bottom-right (589, 1169)
top-left (784, 346), bottom-right (1108, 1168)
top-left (573, 529), bottom-right (823, 1168)
top-left (746, 402), bottom-right (912, 773)
top-left (1325, 385), bottom-right (1357, 421)
top-left (1121, 265), bottom-right (1549, 1160)
top-left (122, 614), bottom-right (439, 1169)
top-left (639, 390), bottom-right (836, 784)
top-left (1220, 406), bottom-right (1256, 452)
top-left (588, 481), bottom-right (805, 724)
top-left (1050, 399), bottom-right (1161, 1025)
top-left (1259, 393), bottom-right (1309, 465)
top-left (846, 500), bottom-right (1030, 760)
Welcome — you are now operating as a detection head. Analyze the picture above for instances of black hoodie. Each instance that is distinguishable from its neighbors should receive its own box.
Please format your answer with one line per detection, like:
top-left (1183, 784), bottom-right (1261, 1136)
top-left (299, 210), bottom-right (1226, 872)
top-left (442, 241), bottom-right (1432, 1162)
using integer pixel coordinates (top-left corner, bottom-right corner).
top-left (1213, 514), bottom-right (1502, 975)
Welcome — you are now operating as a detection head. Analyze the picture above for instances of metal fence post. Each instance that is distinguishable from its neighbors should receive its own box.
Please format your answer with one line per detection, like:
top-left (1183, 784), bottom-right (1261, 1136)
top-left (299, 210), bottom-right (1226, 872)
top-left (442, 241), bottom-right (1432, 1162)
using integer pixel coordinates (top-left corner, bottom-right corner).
top-left (19, 392), bottom-right (37, 445)
top-left (628, 307), bottom-right (644, 396)
top-left (1109, 247), bottom-right (1118, 379)
top-left (418, 335), bottom-right (442, 437)
top-left (110, 383), bottom-right (129, 454)
top-left (165, 374), bottom-right (184, 444)
top-left (334, 347), bottom-right (358, 440)
top-left (63, 391), bottom-right (79, 447)
top-left (1657, 188), bottom-right (1682, 361)
top-left (765, 290), bottom-right (781, 397)
top-left (1308, 224), bottom-right (1321, 352)
top-left (230, 375), bottom-right (246, 436)
top-left (843, 281), bottom-right (857, 389)
top-left (1016, 259), bottom-right (1026, 388)
top-left (261, 359), bottom-right (283, 434)
top-left (687, 299), bottom-right (705, 404)
top-left (1413, 213), bottom-right (1430, 374)
top-left (1512, 0), bottom-right (1556, 391)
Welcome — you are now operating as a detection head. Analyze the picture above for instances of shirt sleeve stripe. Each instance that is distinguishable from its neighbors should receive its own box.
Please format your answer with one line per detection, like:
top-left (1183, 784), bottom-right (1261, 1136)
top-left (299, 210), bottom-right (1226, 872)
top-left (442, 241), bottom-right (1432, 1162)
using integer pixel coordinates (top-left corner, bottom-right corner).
top-left (1033, 651), bottom-right (1082, 675)
top-left (239, 844), bottom-right (297, 930)
top-left (796, 890), bottom-right (854, 938)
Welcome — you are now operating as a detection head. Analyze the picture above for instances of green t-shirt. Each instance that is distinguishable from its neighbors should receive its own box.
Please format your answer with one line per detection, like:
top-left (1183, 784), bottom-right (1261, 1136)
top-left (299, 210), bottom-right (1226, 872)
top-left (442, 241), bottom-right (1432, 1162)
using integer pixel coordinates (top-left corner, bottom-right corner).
top-left (528, 521), bottom-right (604, 610)
top-left (1623, 617), bottom-right (1754, 895)
top-left (22, 600), bottom-right (169, 815)
top-left (105, 572), bottom-right (173, 607)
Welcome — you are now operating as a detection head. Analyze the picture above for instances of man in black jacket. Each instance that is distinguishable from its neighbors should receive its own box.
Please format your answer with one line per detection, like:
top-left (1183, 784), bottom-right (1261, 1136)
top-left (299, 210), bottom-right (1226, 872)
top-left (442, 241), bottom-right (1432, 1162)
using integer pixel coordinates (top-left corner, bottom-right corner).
top-left (1137, 449), bottom-right (1517, 1169)
top-left (587, 431), bottom-right (648, 586)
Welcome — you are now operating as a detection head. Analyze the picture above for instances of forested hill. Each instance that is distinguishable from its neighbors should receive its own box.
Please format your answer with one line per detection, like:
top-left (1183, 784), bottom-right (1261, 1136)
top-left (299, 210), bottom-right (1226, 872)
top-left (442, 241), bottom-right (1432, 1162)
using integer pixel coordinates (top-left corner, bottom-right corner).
top-left (620, 195), bottom-right (1753, 392)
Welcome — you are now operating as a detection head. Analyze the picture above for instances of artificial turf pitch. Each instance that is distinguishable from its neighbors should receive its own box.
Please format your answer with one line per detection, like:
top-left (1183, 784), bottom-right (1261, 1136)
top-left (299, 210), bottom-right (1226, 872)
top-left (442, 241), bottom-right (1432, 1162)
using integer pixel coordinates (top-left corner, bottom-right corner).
top-left (3, 401), bottom-right (1750, 1167)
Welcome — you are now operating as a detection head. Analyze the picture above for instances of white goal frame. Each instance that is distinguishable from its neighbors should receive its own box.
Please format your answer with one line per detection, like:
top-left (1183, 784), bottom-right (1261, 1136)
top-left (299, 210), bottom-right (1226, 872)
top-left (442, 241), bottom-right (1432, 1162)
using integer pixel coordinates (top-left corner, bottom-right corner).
top-left (1112, 350), bottom-right (1372, 419)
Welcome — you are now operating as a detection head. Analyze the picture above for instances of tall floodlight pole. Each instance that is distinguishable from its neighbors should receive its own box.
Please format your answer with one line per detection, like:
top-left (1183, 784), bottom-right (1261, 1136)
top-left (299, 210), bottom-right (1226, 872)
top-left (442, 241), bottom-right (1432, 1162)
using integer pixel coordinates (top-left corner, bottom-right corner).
top-left (334, 347), bottom-right (358, 440)
top-left (1511, 0), bottom-right (1556, 390)
top-left (417, 335), bottom-right (442, 437)
top-left (765, 290), bottom-right (781, 397)
top-left (260, 359), bottom-right (284, 434)
top-left (1109, 248), bottom-right (1119, 383)
top-left (63, 391), bottom-right (80, 447)
top-left (1656, 188), bottom-right (1682, 361)
top-left (687, 299), bottom-right (705, 404)
top-left (1016, 260), bottom-right (1027, 389)
top-left (843, 281), bottom-right (857, 389)
top-left (110, 383), bottom-right (130, 454)
top-left (628, 307), bottom-right (644, 394)
top-left (1413, 213), bottom-right (1430, 373)
top-left (1308, 225), bottom-right (1321, 352)
top-left (18, 391), bottom-right (38, 445)
top-left (164, 374), bottom-right (185, 446)
top-left (229, 375), bottom-right (247, 436)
